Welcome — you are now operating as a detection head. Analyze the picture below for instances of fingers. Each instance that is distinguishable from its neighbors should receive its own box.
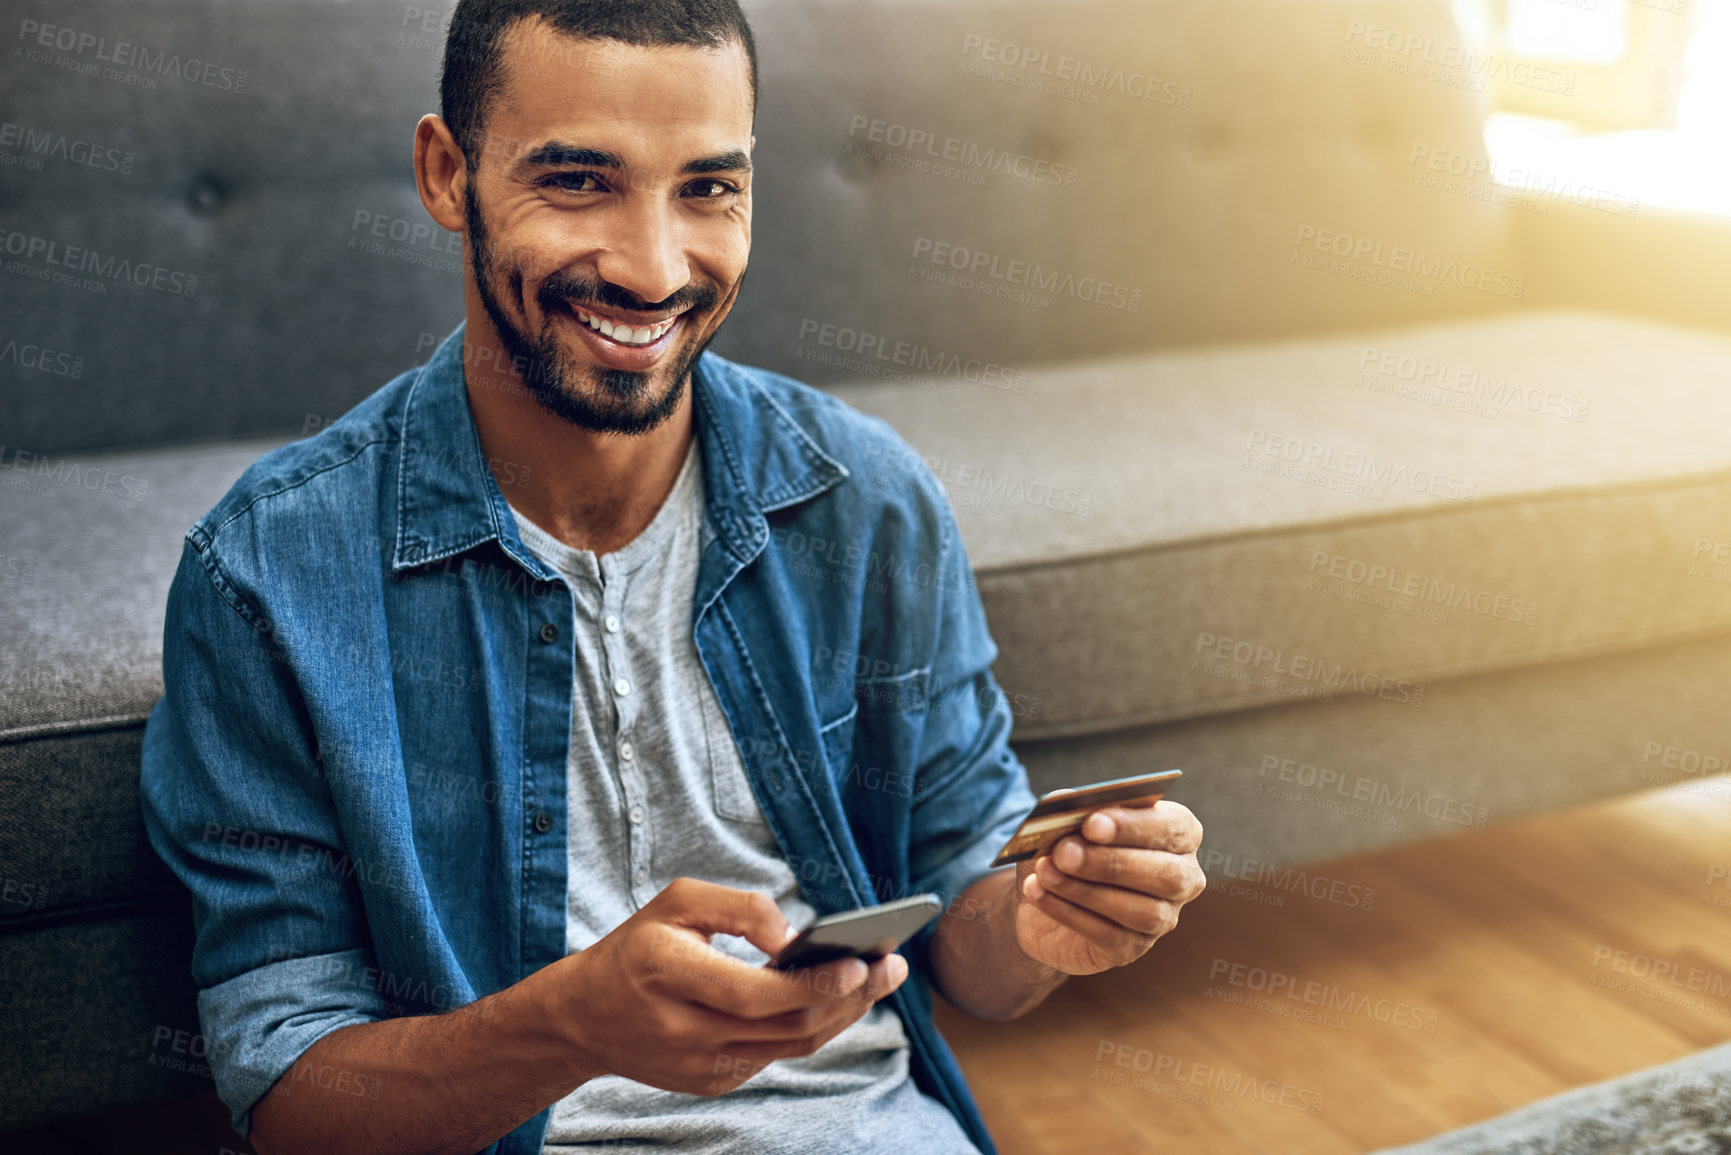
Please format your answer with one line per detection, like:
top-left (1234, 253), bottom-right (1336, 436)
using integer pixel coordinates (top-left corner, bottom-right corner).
top-left (714, 954), bottom-right (908, 1050)
top-left (650, 954), bottom-right (911, 1096)
top-left (859, 951), bottom-right (910, 1004)
top-left (722, 953), bottom-right (908, 1039)
top-left (648, 935), bottom-right (907, 1027)
top-left (654, 877), bottom-right (796, 958)
top-left (1030, 857), bottom-right (1180, 936)
top-left (1046, 838), bottom-right (1208, 903)
top-left (1019, 876), bottom-right (1159, 965)
top-left (652, 944), bottom-right (859, 1019)
top-left (1079, 800), bottom-right (1203, 854)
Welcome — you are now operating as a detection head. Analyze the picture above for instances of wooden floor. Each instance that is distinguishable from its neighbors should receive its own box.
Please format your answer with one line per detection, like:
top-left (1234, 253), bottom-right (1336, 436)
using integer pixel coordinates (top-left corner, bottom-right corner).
top-left (937, 780), bottom-right (1731, 1154)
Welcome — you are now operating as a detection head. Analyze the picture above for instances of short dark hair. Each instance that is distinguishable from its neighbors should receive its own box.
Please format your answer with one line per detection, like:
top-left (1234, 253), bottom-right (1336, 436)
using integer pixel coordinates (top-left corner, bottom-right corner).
top-left (439, 0), bottom-right (758, 168)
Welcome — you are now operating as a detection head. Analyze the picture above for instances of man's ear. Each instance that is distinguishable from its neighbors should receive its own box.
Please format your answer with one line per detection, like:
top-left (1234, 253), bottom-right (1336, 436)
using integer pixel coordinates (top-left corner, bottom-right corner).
top-left (414, 114), bottom-right (468, 234)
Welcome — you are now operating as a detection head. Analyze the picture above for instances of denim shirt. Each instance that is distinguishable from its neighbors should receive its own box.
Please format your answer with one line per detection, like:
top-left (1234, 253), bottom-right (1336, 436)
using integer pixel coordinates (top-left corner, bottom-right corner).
top-left (139, 323), bottom-right (1036, 1154)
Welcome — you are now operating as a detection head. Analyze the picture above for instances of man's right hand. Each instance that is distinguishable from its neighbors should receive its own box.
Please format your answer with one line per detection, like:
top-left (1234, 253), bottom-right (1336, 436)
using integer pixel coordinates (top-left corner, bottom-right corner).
top-left (551, 877), bottom-right (909, 1096)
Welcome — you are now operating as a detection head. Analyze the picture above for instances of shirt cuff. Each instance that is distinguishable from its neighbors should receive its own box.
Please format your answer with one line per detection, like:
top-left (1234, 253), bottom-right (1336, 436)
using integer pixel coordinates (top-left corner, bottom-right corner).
top-left (195, 947), bottom-right (387, 1138)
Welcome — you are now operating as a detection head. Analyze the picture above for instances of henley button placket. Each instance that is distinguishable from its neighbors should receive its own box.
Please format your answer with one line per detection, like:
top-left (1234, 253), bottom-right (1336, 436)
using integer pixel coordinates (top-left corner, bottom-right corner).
top-left (599, 558), bottom-right (655, 908)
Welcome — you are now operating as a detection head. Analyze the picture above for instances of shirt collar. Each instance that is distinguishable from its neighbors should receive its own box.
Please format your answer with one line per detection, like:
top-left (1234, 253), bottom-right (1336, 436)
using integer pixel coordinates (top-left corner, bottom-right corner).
top-left (390, 322), bottom-right (848, 575)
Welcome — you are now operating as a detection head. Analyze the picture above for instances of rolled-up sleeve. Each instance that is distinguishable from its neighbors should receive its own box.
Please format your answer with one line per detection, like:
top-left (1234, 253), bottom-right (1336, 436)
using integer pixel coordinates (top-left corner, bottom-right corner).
top-left (195, 948), bottom-right (388, 1135)
top-left (140, 538), bottom-right (383, 1138)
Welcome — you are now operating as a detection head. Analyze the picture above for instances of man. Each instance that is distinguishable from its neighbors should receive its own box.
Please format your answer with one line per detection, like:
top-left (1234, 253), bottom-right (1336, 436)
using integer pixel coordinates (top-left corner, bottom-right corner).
top-left (139, 2), bottom-right (1206, 1153)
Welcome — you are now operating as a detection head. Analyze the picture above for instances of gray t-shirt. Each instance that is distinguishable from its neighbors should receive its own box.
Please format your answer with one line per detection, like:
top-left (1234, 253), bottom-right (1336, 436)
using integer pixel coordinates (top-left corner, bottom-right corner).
top-left (509, 438), bottom-right (977, 1154)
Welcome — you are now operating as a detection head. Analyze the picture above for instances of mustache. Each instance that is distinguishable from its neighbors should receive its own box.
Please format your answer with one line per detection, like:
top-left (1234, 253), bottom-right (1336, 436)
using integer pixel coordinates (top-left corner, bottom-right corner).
top-left (537, 269), bottom-right (721, 318)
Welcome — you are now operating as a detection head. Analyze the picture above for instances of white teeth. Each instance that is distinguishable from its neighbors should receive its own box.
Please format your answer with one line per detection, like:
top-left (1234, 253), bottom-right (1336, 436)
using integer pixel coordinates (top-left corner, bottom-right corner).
top-left (576, 308), bottom-right (676, 347)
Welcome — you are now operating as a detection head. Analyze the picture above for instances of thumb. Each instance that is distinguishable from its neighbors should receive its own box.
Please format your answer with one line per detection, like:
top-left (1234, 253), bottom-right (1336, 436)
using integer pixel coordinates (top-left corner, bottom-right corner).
top-left (659, 878), bottom-right (795, 957)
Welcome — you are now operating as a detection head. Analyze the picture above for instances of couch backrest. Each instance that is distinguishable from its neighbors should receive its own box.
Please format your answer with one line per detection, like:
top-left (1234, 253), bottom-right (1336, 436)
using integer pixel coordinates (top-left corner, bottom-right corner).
top-left (3, 0), bottom-right (1517, 454)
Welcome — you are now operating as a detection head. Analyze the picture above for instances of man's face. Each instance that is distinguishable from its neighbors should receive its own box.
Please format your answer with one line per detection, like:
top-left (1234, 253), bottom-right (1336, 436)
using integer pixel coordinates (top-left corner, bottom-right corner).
top-left (460, 21), bottom-right (754, 435)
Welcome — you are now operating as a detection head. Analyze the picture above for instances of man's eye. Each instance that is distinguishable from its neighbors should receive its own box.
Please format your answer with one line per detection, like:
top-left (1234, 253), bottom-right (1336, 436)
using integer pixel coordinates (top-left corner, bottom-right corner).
top-left (544, 172), bottom-right (608, 193)
top-left (684, 178), bottom-right (739, 199)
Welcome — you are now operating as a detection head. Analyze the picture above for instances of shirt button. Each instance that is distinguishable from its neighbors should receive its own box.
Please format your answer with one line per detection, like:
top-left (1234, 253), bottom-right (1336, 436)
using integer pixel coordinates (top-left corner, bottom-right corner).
top-left (634, 867), bottom-right (648, 883)
top-left (604, 614), bottom-right (621, 634)
top-left (613, 677), bottom-right (632, 696)
top-left (538, 623), bottom-right (559, 644)
top-left (620, 741), bottom-right (635, 761)
top-left (531, 811), bottom-right (553, 834)
top-left (629, 805), bottom-right (645, 824)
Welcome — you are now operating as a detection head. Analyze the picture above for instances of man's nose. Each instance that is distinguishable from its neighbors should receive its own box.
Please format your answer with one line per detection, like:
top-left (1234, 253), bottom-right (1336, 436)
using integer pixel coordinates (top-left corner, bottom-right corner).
top-left (595, 198), bottom-right (690, 308)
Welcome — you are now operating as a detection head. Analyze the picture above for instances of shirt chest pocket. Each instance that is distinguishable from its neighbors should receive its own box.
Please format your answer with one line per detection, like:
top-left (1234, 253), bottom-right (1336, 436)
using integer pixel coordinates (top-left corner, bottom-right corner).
top-left (705, 689), bottom-right (858, 825)
top-left (817, 701), bottom-right (858, 779)
top-left (704, 681), bottom-right (771, 825)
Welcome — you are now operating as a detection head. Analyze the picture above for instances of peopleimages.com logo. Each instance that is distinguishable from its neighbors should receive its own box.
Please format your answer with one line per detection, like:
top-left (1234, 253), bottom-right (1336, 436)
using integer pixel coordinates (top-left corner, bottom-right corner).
top-left (1342, 21), bottom-right (1576, 96)
top-left (1294, 225), bottom-right (1525, 299)
top-left (1357, 344), bottom-right (1590, 423)
top-left (0, 336), bottom-right (83, 379)
top-left (847, 115), bottom-right (1079, 189)
top-left (910, 237), bottom-right (1142, 311)
top-left (1207, 957), bottom-right (1440, 1033)
top-left (0, 228), bottom-right (198, 297)
top-left (0, 120), bottom-right (134, 174)
top-left (795, 318), bottom-right (1029, 393)
top-left (1257, 754), bottom-right (1489, 829)
top-left (1307, 550), bottom-right (1539, 627)
top-left (1245, 429), bottom-right (1476, 503)
top-left (959, 33), bottom-right (1193, 108)
top-left (1193, 630), bottom-right (1425, 707)
top-left (16, 18), bottom-right (250, 92)
top-left (1093, 1041), bottom-right (1327, 1115)
top-left (0, 445), bottom-right (149, 501)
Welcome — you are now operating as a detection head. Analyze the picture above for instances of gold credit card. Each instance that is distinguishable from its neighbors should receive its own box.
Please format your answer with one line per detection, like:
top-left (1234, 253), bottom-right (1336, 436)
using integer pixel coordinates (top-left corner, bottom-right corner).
top-left (991, 769), bottom-right (1183, 868)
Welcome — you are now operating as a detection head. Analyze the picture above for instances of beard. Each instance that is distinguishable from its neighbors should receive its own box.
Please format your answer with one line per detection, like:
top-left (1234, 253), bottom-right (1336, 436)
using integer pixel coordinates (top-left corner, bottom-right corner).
top-left (462, 179), bottom-right (725, 436)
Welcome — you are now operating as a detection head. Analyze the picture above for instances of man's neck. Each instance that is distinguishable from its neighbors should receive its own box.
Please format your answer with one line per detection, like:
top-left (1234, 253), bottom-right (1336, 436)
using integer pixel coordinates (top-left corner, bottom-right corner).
top-left (461, 332), bottom-right (695, 557)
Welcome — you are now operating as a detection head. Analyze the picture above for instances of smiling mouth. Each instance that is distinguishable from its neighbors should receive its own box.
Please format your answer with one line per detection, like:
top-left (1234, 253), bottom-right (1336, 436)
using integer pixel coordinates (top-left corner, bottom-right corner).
top-left (571, 306), bottom-right (683, 347)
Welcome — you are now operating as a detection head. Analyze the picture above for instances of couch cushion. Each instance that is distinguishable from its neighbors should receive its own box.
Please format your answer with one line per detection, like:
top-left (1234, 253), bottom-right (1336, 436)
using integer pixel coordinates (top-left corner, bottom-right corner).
top-left (0, 907), bottom-right (207, 1131)
top-left (0, 438), bottom-right (287, 742)
top-left (827, 308), bottom-right (1731, 739)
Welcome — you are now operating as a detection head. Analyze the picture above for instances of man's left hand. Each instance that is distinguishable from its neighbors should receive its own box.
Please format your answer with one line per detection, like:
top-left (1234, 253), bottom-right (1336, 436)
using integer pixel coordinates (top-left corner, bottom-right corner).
top-left (1014, 800), bottom-right (1206, 975)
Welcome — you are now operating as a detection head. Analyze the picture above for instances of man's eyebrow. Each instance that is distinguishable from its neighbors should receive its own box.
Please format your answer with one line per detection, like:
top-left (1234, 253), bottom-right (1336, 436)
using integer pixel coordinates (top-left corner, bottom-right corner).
top-left (514, 143), bottom-right (750, 177)
top-left (518, 142), bottom-right (624, 169)
top-left (683, 149), bottom-right (752, 175)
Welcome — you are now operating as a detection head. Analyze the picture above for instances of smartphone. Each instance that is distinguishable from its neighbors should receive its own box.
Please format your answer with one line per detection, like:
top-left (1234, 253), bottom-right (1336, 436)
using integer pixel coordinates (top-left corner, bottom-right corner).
top-left (990, 768), bottom-right (1184, 868)
top-left (766, 893), bottom-right (944, 970)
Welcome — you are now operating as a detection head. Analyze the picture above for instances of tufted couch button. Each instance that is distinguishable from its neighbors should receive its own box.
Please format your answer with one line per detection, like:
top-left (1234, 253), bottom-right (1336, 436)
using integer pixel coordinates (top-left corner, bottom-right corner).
top-left (189, 179), bottom-right (223, 214)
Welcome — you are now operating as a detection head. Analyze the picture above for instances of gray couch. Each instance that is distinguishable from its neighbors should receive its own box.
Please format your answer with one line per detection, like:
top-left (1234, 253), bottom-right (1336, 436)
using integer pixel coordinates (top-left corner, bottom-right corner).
top-left (6, 0), bottom-right (1731, 1138)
